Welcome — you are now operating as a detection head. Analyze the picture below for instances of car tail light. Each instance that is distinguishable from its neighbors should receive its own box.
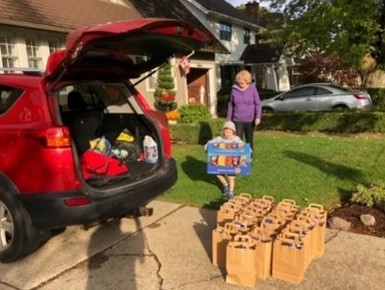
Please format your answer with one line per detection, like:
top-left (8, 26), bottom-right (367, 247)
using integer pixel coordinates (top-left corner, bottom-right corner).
top-left (161, 128), bottom-right (172, 158)
top-left (64, 197), bottom-right (92, 207)
top-left (39, 127), bottom-right (71, 148)
top-left (353, 93), bottom-right (368, 100)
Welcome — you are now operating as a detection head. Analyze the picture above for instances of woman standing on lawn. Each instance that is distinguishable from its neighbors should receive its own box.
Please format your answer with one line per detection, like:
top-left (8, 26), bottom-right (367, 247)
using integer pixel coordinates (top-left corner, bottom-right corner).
top-left (227, 70), bottom-right (262, 154)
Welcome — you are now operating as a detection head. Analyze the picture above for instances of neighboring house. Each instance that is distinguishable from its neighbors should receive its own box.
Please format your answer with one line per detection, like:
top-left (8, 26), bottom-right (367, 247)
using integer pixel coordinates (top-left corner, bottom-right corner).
top-left (240, 1), bottom-right (294, 92)
top-left (180, 0), bottom-right (294, 92)
top-left (240, 43), bottom-right (292, 92)
top-left (180, 0), bottom-right (261, 90)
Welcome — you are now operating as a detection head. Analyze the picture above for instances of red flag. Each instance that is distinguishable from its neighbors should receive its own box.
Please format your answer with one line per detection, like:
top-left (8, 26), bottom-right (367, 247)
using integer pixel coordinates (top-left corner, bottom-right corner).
top-left (179, 56), bottom-right (190, 75)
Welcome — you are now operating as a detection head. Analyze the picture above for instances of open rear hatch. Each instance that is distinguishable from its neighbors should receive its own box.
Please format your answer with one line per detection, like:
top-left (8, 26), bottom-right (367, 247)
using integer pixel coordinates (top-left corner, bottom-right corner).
top-left (45, 18), bottom-right (211, 187)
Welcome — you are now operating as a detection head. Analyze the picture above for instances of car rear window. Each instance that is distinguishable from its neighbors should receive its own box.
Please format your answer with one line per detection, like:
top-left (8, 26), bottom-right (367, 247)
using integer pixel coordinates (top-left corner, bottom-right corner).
top-left (0, 85), bottom-right (23, 114)
top-left (328, 84), bottom-right (352, 92)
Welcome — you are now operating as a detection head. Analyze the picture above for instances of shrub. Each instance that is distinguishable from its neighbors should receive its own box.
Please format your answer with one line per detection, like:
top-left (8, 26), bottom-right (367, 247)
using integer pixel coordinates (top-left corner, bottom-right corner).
top-left (154, 60), bottom-right (176, 111)
top-left (258, 111), bottom-right (385, 133)
top-left (367, 88), bottom-right (385, 111)
top-left (169, 118), bottom-right (224, 144)
top-left (351, 182), bottom-right (385, 212)
top-left (178, 104), bottom-right (211, 124)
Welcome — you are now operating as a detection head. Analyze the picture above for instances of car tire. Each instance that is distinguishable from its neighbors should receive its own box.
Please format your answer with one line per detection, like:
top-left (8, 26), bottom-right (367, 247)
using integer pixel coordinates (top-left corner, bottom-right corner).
top-left (332, 105), bottom-right (349, 110)
top-left (262, 107), bottom-right (273, 113)
top-left (0, 187), bottom-right (46, 262)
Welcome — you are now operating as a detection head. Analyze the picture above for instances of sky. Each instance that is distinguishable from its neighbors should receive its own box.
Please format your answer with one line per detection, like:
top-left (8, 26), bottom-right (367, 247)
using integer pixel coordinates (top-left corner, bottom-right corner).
top-left (226, 0), bottom-right (249, 6)
top-left (226, 0), bottom-right (268, 9)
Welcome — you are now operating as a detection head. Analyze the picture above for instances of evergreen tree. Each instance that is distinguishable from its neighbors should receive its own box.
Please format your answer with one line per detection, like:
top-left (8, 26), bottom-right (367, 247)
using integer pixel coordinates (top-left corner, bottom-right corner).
top-left (154, 60), bottom-right (176, 111)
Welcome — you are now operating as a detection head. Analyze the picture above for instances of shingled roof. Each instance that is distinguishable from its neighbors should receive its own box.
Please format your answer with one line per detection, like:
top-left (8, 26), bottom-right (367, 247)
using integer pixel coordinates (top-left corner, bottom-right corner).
top-left (0, 0), bottom-right (143, 32)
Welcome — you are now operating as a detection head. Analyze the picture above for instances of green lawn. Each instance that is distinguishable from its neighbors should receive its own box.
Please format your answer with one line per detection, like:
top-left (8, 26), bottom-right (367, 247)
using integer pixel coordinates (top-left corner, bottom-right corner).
top-left (159, 132), bottom-right (385, 210)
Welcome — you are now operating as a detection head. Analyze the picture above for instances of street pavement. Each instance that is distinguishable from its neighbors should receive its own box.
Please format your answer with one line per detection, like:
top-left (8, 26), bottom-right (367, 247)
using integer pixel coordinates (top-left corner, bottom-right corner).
top-left (1, 200), bottom-right (385, 290)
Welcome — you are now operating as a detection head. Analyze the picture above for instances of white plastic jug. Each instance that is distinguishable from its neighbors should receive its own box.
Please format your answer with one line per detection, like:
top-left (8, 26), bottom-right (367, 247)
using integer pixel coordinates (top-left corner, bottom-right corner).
top-left (143, 135), bottom-right (158, 164)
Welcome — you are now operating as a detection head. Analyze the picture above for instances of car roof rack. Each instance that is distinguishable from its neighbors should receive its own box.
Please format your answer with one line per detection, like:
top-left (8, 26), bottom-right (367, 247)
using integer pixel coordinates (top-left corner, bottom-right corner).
top-left (0, 67), bottom-right (44, 76)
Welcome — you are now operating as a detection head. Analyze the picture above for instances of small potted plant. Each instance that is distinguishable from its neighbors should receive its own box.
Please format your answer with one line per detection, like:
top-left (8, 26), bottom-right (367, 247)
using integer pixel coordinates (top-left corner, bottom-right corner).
top-left (165, 110), bottom-right (181, 124)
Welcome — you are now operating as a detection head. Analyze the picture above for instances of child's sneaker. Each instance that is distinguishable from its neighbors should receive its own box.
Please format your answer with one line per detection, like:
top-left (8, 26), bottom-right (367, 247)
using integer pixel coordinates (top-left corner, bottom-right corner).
top-left (226, 192), bottom-right (234, 199)
top-left (222, 184), bottom-right (229, 195)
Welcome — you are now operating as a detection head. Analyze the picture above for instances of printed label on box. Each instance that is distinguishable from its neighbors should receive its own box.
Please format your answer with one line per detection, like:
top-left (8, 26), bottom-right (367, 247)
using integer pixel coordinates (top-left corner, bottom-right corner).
top-left (207, 142), bottom-right (251, 175)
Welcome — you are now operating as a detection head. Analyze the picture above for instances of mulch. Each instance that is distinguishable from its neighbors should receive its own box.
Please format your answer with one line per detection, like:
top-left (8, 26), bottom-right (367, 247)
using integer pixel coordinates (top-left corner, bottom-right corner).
top-left (327, 202), bottom-right (385, 238)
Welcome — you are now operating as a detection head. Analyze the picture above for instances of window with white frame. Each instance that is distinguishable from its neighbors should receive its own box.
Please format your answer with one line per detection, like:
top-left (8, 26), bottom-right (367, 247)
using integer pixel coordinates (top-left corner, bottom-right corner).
top-left (244, 28), bottom-right (250, 44)
top-left (48, 40), bottom-right (61, 54)
top-left (26, 38), bottom-right (42, 69)
top-left (219, 22), bottom-right (232, 41)
top-left (0, 36), bottom-right (16, 73)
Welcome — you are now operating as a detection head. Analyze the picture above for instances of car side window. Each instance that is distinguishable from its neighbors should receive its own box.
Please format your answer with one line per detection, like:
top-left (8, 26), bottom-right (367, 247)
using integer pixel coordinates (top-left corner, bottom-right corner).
top-left (284, 87), bottom-right (315, 99)
top-left (314, 88), bottom-right (332, 96)
top-left (0, 85), bottom-right (24, 114)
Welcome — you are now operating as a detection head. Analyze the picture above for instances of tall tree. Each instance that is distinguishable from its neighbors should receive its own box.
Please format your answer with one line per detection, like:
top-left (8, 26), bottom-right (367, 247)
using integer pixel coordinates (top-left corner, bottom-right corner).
top-left (259, 0), bottom-right (384, 85)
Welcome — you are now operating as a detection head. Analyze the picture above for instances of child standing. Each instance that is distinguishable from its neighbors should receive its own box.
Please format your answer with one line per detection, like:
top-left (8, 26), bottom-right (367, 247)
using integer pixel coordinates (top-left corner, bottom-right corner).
top-left (205, 120), bottom-right (244, 199)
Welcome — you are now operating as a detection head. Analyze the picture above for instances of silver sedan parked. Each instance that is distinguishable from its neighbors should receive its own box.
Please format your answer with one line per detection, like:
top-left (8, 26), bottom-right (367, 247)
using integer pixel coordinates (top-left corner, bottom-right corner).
top-left (262, 83), bottom-right (373, 113)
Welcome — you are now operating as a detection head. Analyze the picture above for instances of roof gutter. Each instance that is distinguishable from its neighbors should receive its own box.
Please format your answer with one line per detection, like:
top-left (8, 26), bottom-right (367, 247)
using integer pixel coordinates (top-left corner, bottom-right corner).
top-left (0, 19), bottom-right (72, 33)
top-left (206, 11), bottom-right (262, 30)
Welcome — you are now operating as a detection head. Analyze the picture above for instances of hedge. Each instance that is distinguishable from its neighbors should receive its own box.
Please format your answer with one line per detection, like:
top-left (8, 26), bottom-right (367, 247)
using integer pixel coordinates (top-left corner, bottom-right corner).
top-left (169, 111), bottom-right (385, 144)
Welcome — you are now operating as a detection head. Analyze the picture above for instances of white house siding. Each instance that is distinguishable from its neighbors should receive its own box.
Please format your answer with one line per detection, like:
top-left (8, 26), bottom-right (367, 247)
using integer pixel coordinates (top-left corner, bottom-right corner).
top-left (0, 25), bottom-right (65, 70)
top-left (0, 25), bottom-right (217, 114)
top-left (184, 57), bottom-right (217, 117)
top-left (180, 0), bottom-right (261, 100)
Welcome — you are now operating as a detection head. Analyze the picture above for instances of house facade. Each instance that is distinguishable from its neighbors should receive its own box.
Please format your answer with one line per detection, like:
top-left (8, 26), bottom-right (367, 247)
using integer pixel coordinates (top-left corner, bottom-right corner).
top-left (180, 0), bottom-right (293, 92)
top-left (180, 0), bottom-right (260, 90)
top-left (0, 0), bottom-right (291, 118)
top-left (0, 0), bottom-right (224, 116)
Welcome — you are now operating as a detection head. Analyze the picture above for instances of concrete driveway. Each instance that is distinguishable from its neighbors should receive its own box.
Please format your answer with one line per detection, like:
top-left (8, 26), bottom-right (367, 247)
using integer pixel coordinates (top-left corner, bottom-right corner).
top-left (1, 200), bottom-right (385, 290)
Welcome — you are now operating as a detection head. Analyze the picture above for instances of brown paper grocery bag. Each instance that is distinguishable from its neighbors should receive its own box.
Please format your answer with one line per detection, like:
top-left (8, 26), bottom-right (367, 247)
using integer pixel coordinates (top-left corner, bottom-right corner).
top-left (285, 219), bottom-right (314, 268)
top-left (217, 200), bottom-right (241, 226)
top-left (260, 214), bottom-right (285, 233)
top-left (239, 207), bottom-right (263, 225)
top-left (262, 194), bottom-right (275, 204)
top-left (303, 203), bottom-right (327, 258)
top-left (248, 197), bottom-right (273, 215)
top-left (232, 192), bottom-right (252, 206)
top-left (277, 199), bottom-right (300, 214)
top-left (212, 223), bottom-right (238, 268)
top-left (275, 199), bottom-right (299, 220)
top-left (249, 226), bottom-right (274, 280)
top-left (246, 200), bottom-right (270, 218)
top-left (226, 235), bottom-right (258, 287)
top-left (272, 232), bottom-right (308, 284)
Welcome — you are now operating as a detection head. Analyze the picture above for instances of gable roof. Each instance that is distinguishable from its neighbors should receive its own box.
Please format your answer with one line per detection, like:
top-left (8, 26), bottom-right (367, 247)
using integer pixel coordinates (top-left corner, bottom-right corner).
top-left (0, 0), bottom-right (228, 53)
top-left (126, 0), bottom-right (228, 52)
top-left (240, 43), bottom-right (283, 64)
top-left (195, 0), bottom-right (259, 27)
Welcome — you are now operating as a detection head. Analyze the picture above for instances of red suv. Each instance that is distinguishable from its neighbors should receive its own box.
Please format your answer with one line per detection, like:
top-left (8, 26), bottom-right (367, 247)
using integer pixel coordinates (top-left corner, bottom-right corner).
top-left (0, 18), bottom-right (211, 262)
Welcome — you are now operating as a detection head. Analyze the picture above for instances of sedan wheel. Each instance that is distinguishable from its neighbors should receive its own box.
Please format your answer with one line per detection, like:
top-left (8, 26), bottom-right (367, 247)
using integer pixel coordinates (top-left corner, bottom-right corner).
top-left (262, 107), bottom-right (273, 113)
top-left (332, 105), bottom-right (349, 110)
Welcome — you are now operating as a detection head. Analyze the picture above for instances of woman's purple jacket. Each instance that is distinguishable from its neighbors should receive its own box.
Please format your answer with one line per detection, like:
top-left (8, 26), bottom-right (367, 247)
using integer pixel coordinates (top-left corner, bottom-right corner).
top-left (227, 84), bottom-right (262, 123)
